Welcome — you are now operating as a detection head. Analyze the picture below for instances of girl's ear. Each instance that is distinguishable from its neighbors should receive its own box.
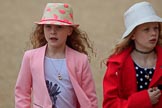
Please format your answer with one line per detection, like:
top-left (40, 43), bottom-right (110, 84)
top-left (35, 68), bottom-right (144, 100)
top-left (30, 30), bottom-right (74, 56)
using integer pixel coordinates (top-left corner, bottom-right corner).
top-left (68, 27), bottom-right (73, 36)
top-left (131, 33), bottom-right (135, 40)
top-left (131, 30), bottom-right (136, 40)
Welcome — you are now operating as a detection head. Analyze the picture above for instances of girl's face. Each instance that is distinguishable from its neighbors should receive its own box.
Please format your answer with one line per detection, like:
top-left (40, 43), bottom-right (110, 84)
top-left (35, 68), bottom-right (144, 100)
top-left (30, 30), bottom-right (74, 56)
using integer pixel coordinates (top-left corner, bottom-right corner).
top-left (131, 22), bottom-right (159, 51)
top-left (44, 24), bottom-right (73, 48)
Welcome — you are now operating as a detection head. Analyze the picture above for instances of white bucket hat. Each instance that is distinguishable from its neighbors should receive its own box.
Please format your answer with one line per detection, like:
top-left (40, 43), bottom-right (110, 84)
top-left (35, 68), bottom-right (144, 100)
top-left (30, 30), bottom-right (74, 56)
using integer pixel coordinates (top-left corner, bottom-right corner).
top-left (122, 1), bottom-right (162, 39)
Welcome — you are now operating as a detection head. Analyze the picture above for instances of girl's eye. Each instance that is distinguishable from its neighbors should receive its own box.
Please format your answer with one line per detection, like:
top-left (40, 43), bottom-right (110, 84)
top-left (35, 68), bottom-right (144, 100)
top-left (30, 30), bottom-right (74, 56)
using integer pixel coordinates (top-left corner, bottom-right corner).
top-left (45, 25), bottom-right (52, 28)
top-left (154, 26), bottom-right (159, 31)
top-left (143, 28), bottom-right (149, 31)
top-left (56, 25), bottom-right (63, 29)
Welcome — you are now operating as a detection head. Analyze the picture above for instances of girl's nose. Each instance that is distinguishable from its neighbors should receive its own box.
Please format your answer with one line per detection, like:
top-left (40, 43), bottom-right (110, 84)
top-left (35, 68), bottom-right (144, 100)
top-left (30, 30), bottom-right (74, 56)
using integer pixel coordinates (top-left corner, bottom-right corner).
top-left (51, 27), bottom-right (56, 34)
top-left (151, 28), bottom-right (157, 36)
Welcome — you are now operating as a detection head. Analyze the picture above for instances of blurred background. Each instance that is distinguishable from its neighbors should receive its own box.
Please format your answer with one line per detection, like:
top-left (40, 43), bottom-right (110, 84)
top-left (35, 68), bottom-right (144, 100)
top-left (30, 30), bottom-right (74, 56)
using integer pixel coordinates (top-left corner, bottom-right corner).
top-left (0, 0), bottom-right (162, 107)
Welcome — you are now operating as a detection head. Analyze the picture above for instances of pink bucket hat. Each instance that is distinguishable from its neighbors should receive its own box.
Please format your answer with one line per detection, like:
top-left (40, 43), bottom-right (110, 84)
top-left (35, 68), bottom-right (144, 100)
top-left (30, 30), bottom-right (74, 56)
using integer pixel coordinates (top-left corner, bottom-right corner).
top-left (122, 1), bottom-right (162, 39)
top-left (35, 3), bottom-right (79, 27)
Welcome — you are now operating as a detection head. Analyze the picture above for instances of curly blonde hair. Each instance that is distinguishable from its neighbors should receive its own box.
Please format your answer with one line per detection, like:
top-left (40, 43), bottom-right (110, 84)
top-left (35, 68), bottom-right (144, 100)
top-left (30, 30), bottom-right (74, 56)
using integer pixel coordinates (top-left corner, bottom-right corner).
top-left (109, 23), bottom-right (162, 57)
top-left (30, 25), bottom-right (94, 58)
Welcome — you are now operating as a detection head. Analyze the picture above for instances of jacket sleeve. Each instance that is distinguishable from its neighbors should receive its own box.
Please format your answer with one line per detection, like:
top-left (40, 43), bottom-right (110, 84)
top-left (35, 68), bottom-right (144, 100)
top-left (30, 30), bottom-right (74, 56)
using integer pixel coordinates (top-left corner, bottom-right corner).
top-left (81, 56), bottom-right (98, 108)
top-left (103, 62), bottom-right (152, 108)
top-left (15, 51), bottom-right (32, 108)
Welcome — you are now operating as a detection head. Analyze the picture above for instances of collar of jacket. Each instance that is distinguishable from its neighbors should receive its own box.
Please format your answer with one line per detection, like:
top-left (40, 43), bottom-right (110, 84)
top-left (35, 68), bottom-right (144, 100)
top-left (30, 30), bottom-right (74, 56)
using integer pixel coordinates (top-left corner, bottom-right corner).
top-left (107, 45), bottom-right (162, 66)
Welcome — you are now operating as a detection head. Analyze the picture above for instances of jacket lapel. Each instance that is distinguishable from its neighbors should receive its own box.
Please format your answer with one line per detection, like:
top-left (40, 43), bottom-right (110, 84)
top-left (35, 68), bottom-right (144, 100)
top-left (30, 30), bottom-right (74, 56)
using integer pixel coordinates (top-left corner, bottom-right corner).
top-left (65, 46), bottom-right (78, 81)
top-left (65, 46), bottom-right (91, 108)
top-left (34, 45), bottom-right (52, 106)
top-left (149, 46), bottom-right (162, 87)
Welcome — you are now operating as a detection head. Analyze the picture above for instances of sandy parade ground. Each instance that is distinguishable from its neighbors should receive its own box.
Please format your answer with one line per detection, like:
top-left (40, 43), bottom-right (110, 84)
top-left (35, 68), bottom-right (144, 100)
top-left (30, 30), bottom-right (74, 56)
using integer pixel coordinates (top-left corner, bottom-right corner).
top-left (0, 0), bottom-right (162, 107)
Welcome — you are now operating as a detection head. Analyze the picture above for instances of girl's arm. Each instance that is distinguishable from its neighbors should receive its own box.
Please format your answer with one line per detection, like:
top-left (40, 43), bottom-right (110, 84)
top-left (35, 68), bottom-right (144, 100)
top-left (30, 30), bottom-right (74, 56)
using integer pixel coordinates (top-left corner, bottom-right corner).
top-left (15, 51), bottom-right (32, 108)
top-left (81, 56), bottom-right (98, 108)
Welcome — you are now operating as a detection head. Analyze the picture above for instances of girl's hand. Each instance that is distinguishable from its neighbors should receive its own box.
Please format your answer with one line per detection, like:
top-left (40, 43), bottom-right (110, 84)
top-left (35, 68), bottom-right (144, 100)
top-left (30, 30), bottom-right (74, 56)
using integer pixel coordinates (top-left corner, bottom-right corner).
top-left (148, 87), bottom-right (161, 105)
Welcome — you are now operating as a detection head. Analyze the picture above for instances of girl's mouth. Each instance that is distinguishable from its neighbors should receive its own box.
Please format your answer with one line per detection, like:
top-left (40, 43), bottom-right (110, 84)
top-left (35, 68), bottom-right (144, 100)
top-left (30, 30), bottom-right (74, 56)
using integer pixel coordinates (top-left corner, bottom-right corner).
top-left (50, 37), bottom-right (58, 41)
top-left (149, 39), bottom-right (157, 43)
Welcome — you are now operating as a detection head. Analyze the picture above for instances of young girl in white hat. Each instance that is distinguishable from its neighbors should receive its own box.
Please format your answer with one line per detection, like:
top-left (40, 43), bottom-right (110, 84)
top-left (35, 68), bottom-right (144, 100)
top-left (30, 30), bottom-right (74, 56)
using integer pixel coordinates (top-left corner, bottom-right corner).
top-left (103, 1), bottom-right (162, 108)
top-left (15, 3), bottom-right (98, 108)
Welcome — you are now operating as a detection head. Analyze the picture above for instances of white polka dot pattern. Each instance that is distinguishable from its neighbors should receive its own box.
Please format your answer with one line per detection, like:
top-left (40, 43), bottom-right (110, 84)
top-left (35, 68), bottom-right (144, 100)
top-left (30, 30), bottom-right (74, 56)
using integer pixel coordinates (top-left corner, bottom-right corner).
top-left (134, 62), bottom-right (154, 91)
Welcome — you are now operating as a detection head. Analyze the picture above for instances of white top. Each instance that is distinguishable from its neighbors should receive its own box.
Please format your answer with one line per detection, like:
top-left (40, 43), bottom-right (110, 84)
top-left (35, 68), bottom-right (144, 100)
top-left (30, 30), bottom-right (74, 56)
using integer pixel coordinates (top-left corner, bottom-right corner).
top-left (44, 57), bottom-right (77, 108)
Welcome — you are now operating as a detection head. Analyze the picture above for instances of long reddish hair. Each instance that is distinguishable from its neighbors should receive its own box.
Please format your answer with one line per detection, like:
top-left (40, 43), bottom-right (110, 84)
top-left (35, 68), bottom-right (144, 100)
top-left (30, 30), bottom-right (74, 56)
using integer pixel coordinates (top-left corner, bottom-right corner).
top-left (30, 25), bottom-right (94, 59)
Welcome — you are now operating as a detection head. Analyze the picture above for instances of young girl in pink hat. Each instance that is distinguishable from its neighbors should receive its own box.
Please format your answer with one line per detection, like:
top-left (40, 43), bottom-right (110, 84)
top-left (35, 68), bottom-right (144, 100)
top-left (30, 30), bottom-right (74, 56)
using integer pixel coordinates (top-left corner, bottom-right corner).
top-left (15, 3), bottom-right (98, 108)
top-left (103, 1), bottom-right (162, 108)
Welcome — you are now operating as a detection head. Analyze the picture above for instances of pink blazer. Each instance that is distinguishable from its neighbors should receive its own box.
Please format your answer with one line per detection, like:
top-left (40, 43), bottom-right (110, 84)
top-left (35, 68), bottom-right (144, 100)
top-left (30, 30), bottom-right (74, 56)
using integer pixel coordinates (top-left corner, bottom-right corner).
top-left (15, 45), bottom-right (98, 108)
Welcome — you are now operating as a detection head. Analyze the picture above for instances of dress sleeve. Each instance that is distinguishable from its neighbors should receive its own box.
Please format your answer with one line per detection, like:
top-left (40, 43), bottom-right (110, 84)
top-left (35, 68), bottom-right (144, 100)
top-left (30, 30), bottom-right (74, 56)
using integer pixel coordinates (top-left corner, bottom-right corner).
top-left (15, 51), bottom-right (32, 108)
top-left (103, 62), bottom-right (152, 108)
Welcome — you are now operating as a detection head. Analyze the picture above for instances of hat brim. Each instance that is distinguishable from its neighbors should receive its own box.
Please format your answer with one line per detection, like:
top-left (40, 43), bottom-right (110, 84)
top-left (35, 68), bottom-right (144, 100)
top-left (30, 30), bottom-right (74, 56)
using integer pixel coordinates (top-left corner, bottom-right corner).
top-left (122, 15), bottom-right (162, 39)
top-left (34, 21), bottom-right (79, 28)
